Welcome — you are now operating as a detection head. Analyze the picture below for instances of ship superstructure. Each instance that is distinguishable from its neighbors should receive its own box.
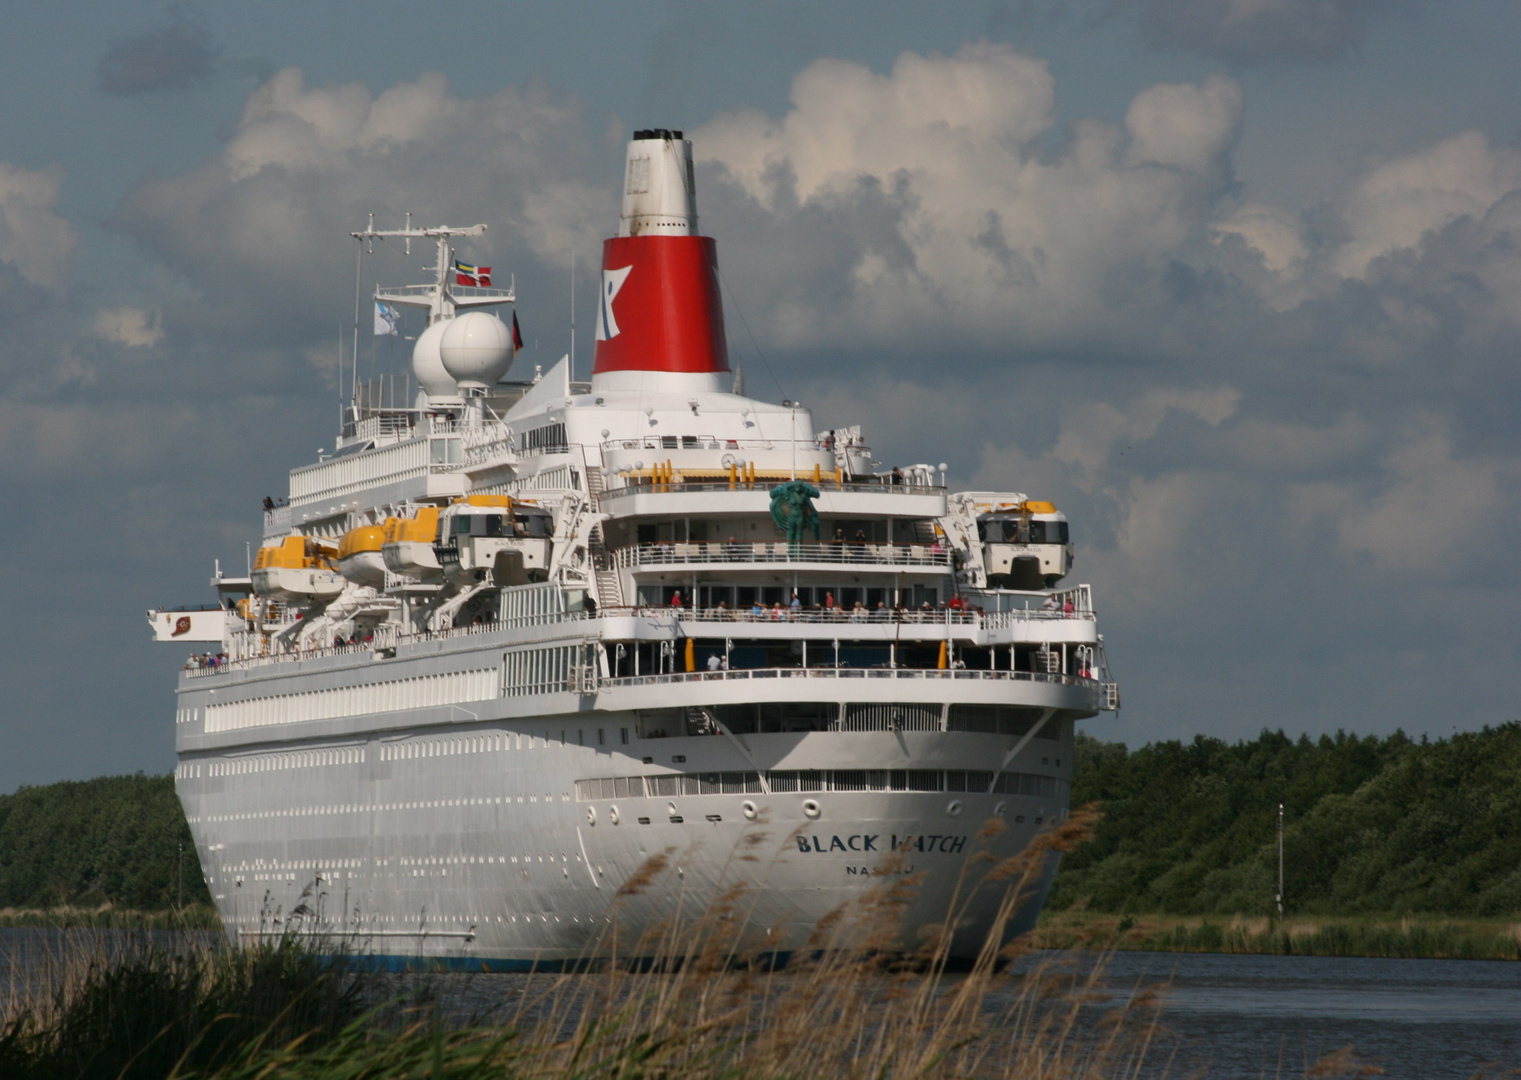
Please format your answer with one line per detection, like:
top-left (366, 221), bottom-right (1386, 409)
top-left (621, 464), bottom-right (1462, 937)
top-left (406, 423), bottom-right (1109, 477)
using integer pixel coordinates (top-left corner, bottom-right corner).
top-left (152, 129), bottom-right (1119, 967)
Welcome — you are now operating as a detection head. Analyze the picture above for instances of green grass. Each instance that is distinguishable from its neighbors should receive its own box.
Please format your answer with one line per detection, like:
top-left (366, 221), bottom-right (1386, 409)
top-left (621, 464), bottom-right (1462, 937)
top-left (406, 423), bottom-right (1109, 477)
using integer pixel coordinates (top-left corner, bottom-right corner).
top-left (0, 905), bottom-right (222, 931)
top-left (1033, 909), bottom-right (1521, 959)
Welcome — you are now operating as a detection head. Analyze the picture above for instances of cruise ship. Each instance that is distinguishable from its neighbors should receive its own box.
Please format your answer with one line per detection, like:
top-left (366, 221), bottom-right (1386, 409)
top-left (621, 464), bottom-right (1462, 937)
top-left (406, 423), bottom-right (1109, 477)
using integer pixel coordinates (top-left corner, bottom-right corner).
top-left (151, 129), bottom-right (1119, 969)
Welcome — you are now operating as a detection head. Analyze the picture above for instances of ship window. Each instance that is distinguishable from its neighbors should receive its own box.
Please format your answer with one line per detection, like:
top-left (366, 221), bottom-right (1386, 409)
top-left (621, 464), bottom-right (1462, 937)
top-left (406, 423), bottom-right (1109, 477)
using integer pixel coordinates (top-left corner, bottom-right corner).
top-left (515, 514), bottom-right (551, 538)
top-left (705, 704), bottom-right (758, 735)
top-left (1028, 520), bottom-right (1069, 544)
top-left (758, 702), bottom-right (836, 733)
top-left (947, 704), bottom-right (1052, 737)
top-left (636, 708), bottom-right (682, 739)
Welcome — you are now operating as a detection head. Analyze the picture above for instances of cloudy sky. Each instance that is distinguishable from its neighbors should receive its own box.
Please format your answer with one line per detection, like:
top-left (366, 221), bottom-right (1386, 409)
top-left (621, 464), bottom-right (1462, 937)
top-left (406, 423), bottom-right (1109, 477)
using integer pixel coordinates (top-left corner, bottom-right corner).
top-left (2, 0), bottom-right (1518, 792)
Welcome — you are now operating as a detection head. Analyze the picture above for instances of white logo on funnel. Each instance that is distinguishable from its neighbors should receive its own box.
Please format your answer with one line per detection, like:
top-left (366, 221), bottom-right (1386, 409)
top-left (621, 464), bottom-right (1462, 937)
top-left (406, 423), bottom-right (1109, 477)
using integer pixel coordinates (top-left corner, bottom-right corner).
top-left (595, 265), bottom-right (633, 341)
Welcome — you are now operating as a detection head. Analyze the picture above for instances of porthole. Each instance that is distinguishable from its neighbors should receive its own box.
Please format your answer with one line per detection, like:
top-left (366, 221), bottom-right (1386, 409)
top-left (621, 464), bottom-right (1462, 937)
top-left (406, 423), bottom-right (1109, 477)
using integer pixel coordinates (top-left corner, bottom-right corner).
top-left (993, 801), bottom-right (1007, 817)
top-left (609, 805), bottom-right (620, 825)
top-left (586, 806), bottom-right (596, 825)
top-left (741, 800), bottom-right (758, 820)
top-left (946, 799), bottom-right (964, 818)
top-left (802, 799), bottom-right (822, 820)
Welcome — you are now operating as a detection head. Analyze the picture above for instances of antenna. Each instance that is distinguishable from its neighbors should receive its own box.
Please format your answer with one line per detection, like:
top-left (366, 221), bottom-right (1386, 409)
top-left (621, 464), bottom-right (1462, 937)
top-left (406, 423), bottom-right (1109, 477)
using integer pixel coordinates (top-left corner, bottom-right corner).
top-left (569, 249), bottom-right (576, 383)
top-left (351, 236), bottom-right (363, 418)
top-left (351, 218), bottom-right (508, 326)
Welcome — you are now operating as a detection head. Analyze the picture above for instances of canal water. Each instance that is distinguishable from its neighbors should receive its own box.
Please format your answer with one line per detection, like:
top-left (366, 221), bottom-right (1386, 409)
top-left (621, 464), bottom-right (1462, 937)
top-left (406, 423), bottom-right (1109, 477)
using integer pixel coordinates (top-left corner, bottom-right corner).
top-left (1097, 951), bottom-right (1521, 1079)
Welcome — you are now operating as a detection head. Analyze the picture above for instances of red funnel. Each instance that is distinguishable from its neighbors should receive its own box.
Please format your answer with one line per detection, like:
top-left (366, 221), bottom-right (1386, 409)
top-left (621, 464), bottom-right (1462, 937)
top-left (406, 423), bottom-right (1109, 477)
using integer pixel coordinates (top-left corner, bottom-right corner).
top-left (591, 235), bottom-right (729, 376)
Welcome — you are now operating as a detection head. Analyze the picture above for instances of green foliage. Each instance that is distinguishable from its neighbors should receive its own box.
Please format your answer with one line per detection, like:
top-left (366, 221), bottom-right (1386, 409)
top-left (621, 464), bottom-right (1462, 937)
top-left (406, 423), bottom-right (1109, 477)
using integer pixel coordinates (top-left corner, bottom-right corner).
top-left (1050, 723), bottom-right (1521, 916)
top-left (0, 939), bottom-right (366, 1080)
top-left (0, 774), bottom-right (209, 910)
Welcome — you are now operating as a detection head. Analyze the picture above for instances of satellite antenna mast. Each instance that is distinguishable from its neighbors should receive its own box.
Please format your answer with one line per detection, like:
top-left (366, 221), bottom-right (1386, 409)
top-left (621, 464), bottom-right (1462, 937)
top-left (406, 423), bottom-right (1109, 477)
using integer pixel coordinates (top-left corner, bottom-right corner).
top-left (350, 218), bottom-right (512, 325)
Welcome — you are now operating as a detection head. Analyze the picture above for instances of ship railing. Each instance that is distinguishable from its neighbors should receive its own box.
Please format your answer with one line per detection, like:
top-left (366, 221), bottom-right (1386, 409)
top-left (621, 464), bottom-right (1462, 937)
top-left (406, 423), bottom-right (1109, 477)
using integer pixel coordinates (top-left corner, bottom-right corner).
top-left (614, 541), bottom-right (952, 570)
top-left (603, 436), bottom-right (828, 453)
top-left (978, 585), bottom-right (1094, 625)
top-left (672, 606), bottom-right (979, 626)
top-left (669, 604), bottom-right (1092, 626)
top-left (179, 600), bottom-right (1096, 679)
top-left (183, 638), bottom-right (378, 677)
top-left (262, 503), bottom-right (292, 533)
top-left (601, 667), bottom-right (1098, 689)
top-left (599, 478), bottom-right (943, 502)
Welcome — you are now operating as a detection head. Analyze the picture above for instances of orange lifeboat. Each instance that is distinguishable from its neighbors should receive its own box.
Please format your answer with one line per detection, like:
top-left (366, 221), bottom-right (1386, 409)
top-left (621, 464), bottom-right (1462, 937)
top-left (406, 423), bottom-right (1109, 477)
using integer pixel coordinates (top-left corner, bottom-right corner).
top-left (337, 523), bottom-right (389, 587)
top-left (251, 536), bottom-right (345, 601)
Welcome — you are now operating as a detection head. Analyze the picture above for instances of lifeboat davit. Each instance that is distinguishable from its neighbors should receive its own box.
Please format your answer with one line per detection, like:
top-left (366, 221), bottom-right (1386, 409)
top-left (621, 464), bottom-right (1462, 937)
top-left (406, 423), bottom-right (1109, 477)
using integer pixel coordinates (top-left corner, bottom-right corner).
top-left (381, 507), bottom-right (443, 581)
top-left (251, 536), bottom-right (346, 601)
top-left (337, 523), bottom-right (389, 587)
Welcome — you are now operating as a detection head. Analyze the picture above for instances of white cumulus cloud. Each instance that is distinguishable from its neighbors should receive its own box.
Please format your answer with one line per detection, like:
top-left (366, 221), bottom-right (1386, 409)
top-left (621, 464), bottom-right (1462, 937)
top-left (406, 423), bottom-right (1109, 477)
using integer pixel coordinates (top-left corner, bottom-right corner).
top-left (0, 163), bottom-right (77, 289)
top-left (695, 44), bottom-right (1246, 352)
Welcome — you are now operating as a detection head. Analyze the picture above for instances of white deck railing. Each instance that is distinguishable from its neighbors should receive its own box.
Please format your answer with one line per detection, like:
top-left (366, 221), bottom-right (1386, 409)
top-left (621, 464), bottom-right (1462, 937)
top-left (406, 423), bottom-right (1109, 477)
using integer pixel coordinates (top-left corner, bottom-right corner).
top-left (601, 667), bottom-right (1096, 689)
top-left (615, 541), bottom-right (952, 569)
top-left (599, 478), bottom-right (942, 501)
top-left (181, 591), bottom-right (1094, 680)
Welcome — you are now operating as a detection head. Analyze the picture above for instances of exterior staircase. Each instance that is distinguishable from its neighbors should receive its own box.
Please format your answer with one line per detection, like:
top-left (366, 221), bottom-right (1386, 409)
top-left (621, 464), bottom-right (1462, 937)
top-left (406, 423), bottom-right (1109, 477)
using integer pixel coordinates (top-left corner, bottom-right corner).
top-left (582, 456), bottom-right (623, 610)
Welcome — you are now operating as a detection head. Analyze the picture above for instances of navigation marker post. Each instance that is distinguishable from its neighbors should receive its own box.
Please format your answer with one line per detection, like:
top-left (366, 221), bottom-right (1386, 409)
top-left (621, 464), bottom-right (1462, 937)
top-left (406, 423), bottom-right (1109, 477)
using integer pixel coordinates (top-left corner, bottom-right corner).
top-left (1276, 802), bottom-right (1284, 917)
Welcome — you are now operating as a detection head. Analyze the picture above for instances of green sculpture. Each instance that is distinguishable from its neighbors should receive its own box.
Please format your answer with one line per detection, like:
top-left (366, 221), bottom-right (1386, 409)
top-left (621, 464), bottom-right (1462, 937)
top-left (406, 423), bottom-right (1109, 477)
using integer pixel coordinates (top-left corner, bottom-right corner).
top-left (770, 480), bottom-right (822, 552)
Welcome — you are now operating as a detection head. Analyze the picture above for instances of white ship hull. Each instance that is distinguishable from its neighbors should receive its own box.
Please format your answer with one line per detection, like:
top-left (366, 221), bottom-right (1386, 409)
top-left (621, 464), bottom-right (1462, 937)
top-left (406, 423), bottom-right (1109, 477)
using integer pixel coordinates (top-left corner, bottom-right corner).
top-left (174, 624), bottom-right (1085, 968)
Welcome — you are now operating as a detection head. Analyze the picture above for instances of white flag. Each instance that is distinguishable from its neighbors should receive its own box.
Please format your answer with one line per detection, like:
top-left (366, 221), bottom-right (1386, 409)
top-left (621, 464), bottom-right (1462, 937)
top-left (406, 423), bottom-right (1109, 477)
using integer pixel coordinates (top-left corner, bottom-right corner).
top-left (373, 301), bottom-right (399, 336)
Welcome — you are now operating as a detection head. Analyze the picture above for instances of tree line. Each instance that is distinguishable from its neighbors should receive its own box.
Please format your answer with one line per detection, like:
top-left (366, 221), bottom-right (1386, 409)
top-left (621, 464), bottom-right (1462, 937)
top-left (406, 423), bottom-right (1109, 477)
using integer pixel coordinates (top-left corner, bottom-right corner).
top-left (1051, 723), bottom-right (1521, 916)
top-left (0, 773), bottom-right (209, 909)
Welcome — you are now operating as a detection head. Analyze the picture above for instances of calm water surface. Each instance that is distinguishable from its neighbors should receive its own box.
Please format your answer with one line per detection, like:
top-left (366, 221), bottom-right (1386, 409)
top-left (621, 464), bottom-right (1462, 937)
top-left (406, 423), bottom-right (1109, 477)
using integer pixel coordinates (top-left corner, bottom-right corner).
top-left (1095, 951), bottom-right (1521, 1079)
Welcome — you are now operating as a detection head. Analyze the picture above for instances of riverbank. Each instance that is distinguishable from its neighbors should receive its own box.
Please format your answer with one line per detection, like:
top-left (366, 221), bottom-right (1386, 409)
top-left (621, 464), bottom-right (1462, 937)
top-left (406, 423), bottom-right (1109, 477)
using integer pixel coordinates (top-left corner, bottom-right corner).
top-left (1032, 910), bottom-right (1521, 960)
top-left (0, 904), bottom-right (220, 930)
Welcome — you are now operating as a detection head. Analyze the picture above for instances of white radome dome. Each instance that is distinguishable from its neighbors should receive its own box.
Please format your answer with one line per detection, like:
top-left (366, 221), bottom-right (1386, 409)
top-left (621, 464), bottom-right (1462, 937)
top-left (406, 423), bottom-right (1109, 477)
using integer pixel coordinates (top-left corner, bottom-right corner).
top-left (412, 321), bottom-right (462, 406)
top-left (439, 311), bottom-right (515, 390)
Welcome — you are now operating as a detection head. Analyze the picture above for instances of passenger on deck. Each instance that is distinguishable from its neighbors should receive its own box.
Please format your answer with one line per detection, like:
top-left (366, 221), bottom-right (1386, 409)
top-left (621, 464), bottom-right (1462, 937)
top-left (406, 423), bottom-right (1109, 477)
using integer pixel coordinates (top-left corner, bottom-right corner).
top-left (772, 601), bottom-right (786, 620)
top-left (823, 591), bottom-right (837, 612)
top-left (669, 590), bottom-right (684, 608)
top-left (789, 591), bottom-right (802, 617)
top-left (751, 599), bottom-right (764, 617)
top-left (707, 653), bottom-right (722, 672)
top-left (850, 601), bottom-right (867, 622)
